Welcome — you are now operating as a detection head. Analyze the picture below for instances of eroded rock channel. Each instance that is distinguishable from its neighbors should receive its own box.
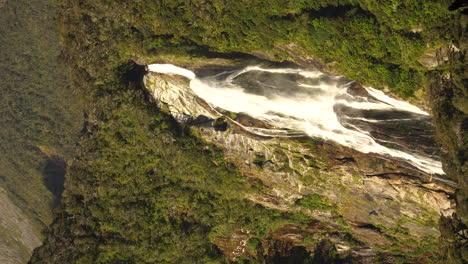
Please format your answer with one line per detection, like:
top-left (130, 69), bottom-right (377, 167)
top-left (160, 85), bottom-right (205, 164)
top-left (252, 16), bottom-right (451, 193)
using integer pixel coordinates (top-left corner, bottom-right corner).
top-left (144, 60), bottom-right (455, 262)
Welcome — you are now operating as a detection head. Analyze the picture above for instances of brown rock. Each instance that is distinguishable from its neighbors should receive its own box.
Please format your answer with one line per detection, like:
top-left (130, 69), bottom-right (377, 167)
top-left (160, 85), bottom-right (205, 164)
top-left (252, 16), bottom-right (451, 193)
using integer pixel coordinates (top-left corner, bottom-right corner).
top-left (235, 113), bottom-right (270, 129)
top-left (347, 82), bottom-right (369, 97)
top-left (213, 229), bottom-right (251, 262)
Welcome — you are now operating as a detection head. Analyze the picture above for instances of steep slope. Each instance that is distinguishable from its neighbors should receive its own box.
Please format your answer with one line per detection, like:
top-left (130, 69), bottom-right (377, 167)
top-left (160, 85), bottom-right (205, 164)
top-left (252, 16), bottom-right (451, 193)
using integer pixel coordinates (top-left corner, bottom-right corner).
top-left (430, 8), bottom-right (468, 262)
top-left (30, 0), bottom-right (466, 263)
top-left (144, 69), bottom-right (455, 261)
top-left (0, 0), bottom-right (83, 262)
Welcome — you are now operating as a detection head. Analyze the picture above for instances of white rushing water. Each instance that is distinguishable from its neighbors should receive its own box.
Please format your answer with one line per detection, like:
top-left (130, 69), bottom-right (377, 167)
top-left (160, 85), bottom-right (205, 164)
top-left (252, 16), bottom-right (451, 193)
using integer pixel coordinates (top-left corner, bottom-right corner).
top-left (148, 64), bottom-right (444, 175)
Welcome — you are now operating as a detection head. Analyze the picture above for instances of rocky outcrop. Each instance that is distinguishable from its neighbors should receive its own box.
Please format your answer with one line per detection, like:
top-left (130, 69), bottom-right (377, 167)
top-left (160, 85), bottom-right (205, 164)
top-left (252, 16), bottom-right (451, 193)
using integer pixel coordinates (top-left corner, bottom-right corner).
top-left (213, 229), bottom-right (252, 261)
top-left (428, 21), bottom-right (468, 262)
top-left (144, 71), bottom-right (456, 262)
top-left (0, 188), bottom-right (41, 264)
top-left (418, 44), bottom-right (460, 68)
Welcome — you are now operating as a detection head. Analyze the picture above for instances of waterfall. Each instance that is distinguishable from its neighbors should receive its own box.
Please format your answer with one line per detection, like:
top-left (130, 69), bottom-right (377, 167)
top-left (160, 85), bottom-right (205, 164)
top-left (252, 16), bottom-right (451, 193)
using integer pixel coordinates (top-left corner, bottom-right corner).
top-left (148, 64), bottom-right (444, 175)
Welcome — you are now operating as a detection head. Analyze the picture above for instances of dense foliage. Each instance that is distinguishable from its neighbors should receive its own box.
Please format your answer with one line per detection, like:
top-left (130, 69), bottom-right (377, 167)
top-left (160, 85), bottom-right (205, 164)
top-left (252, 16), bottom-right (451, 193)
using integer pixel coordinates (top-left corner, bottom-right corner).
top-left (430, 9), bottom-right (468, 263)
top-left (28, 0), bottom-right (467, 263)
top-left (30, 75), bottom-right (322, 263)
top-left (60, 0), bottom-right (454, 97)
top-left (0, 0), bottom-right (83, 261)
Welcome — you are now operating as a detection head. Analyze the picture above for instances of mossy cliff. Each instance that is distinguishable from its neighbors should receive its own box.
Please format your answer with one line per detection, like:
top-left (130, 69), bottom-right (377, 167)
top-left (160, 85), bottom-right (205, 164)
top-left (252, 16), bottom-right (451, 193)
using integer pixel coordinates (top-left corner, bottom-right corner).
top-left (30, 0), bottom-right (467, 263)
top-left (0, 0), bottom-right (83, 263)
top-left (429, 9), bottom-right (468, 263)
top-left (142, 72), bottom-right (455, 262)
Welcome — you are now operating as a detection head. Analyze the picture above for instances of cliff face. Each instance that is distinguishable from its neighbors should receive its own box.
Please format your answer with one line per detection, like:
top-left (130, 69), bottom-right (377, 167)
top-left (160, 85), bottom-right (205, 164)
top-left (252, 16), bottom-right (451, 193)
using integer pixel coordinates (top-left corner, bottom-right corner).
top-left (27, 0), bottom-right (467, 263)
top-left (429, 11), bottom-right (468, 262)
top-left (0, 188), bottom-right (41, 264)
top-left (143, 70), bottom-right (455, 263)
top-left (0, 0), bottom-right (83, 263)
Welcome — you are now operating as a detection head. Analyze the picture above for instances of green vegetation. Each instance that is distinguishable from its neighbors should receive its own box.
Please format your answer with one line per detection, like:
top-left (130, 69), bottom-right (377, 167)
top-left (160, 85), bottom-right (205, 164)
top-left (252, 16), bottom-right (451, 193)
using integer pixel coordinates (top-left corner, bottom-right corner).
top-left (30, 81), bottom-right (314, 263)
top-left (25, 0), bottom-right (466, 263)
top-left (56, 0), bottom-right (457, 97)
top-left (297, 194), bottom-right (335, 211)
top-left (429, 7), bottom-right (468, 263)
top-left (0, 0), bottom-right (83, 262)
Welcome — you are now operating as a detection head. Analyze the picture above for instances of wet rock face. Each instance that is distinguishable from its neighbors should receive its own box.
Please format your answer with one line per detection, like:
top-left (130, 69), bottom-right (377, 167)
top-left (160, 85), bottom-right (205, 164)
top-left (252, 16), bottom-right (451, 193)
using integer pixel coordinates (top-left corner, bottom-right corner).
top-left (346, 82), bottom-right (369, 97)
top-left (144, 72), bottom-right (455, 262)
top-left (335, 104), bottom-right (443, 160)
top-left (233, 71), bottom-right (316, 98)
top-left (336, 82), bottom-right (445, 163)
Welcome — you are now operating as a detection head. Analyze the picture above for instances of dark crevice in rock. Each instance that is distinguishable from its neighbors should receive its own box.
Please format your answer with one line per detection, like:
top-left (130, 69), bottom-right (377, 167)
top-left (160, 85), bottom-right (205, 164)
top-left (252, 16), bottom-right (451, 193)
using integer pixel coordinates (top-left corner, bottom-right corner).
top-left (213, 118), bottom-right (229, 132)
top-left (264, 245), bottom-right (313, 264)
top-left (449, 0), bottom-right (468, 13)
top-left (187, 115), bottom-right (213, 126)
top-left (365, 172), bottom-right (418, 179)
top-left (335, 157), bottom-right (356, 163)
top-left (356, 223), bottom-right (382, 233)
top-left (123, 62), bottom-right (147, 84)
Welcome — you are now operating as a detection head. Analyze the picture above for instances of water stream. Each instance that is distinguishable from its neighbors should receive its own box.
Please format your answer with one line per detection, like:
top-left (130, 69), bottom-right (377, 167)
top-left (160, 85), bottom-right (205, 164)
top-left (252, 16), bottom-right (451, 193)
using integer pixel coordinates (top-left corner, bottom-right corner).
top-left (148, 64), bottom-right (444, 175)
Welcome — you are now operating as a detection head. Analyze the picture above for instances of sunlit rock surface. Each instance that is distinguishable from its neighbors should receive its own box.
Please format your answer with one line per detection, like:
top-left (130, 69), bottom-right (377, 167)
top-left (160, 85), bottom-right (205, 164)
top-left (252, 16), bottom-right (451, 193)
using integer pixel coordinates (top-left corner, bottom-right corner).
top-left (0, 188), bottom-right (41, 264)
top-left (144, 69), bottom-right (455, 262)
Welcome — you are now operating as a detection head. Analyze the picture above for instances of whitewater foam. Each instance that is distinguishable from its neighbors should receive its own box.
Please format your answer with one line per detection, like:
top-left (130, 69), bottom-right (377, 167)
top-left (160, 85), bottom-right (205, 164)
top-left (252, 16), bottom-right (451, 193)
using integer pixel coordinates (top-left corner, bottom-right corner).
top-left (148, 64), bottom-right (196, 80)
top-left (148, 63), bottom-right (443, 175)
